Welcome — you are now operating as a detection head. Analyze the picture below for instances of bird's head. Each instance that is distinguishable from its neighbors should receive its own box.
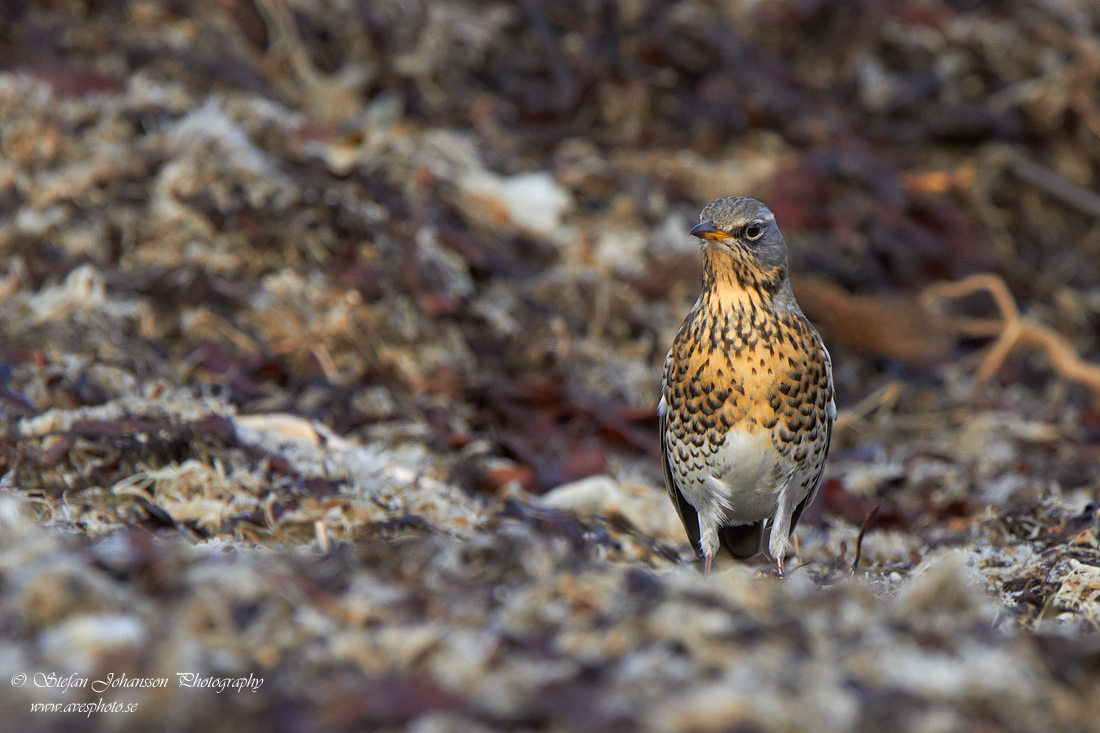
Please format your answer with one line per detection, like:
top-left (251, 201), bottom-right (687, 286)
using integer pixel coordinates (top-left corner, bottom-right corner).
top-left (691, 197), bottom-right (788, 272)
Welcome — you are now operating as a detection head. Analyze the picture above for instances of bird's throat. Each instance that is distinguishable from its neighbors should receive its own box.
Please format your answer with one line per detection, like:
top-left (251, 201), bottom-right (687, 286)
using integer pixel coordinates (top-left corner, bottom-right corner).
top-left (701, 247), bottom-right (788, 314)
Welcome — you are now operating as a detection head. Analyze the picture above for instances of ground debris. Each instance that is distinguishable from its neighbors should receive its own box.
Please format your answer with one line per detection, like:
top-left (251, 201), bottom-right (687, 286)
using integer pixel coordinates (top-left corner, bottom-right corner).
top-left (1, 1), bottom-right (1099, 730)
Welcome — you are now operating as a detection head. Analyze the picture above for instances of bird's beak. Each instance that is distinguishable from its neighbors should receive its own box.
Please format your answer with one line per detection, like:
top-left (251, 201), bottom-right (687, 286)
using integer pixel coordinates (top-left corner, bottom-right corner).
top-left (690, 221), bottom-right (724, 242)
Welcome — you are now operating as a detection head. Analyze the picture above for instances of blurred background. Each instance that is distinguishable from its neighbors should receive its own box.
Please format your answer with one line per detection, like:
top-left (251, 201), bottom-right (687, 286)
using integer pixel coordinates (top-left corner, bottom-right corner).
top-left (1, 1), bottom-right (1100, 730)
top-left (3, 0), bottom-right (1099, 488)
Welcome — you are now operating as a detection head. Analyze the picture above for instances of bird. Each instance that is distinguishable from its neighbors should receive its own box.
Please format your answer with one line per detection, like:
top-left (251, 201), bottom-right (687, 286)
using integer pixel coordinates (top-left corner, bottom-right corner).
top-left (658, 197), bottom-right (835, 577)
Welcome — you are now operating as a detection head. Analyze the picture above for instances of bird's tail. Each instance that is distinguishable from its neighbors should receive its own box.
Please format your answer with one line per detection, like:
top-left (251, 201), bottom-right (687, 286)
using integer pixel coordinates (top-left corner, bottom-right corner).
top-left (718, 521), bottom-right (765, 559)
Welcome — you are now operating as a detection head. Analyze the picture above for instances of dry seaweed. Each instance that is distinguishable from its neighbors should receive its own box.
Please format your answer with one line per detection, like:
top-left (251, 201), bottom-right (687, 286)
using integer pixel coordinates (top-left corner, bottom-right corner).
top-left (0, 1), bottom-right (1099, 730)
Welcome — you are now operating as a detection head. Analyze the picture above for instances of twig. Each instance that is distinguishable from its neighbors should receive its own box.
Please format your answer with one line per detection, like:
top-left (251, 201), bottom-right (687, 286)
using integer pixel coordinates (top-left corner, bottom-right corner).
top-left (1009, 153), bottom-right (1100, 219)
top-left (521, 0), bottom-right (578, 112)
top-left (852, 499), bottom-right (883, 573)
top-left (255, 0), bottom-right (372, 123)
top-left (834, 381), bottom-right (903, 435)
top-left (921, 274), bottom-right (1100, 405)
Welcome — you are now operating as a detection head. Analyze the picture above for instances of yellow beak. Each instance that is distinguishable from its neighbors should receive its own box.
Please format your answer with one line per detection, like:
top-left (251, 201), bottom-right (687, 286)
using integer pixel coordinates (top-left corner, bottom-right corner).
top-left (690, 221), bottom-right (725, 241)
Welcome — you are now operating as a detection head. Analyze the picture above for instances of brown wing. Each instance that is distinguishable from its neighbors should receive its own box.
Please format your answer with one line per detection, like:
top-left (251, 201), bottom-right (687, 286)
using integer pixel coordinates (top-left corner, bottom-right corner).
top-left (790, 416), bottom-right (831, 532)
top-left (790, 341), bottom-right (835, 534)
top-left (660, 411), bottom-right (702, 559)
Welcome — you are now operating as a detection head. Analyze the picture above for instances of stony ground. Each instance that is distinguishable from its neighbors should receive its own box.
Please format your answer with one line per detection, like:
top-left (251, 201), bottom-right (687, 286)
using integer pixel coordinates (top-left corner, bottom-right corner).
top-left (1, 1), bottom-right (1099, 731)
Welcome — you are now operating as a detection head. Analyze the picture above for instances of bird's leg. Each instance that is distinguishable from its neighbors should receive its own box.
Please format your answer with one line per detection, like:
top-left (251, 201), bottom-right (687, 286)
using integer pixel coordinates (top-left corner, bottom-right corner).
top-left (700, 527), bottom-right (719, 578)
top-left (776, 554), bottom-right (785, 578)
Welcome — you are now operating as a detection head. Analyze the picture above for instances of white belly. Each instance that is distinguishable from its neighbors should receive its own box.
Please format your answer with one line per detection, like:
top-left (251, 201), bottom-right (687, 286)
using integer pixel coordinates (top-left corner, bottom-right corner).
top-left (677, 430), bottom-right (787, 527)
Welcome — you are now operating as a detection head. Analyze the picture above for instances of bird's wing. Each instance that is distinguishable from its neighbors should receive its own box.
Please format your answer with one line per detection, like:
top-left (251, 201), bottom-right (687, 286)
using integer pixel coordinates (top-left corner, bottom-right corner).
top-left (790, 343), bottom-right (835, 533)
top-left (659, 400), bottom-right (702, 559)
top-left (790, 418), bottom-right (830, 532)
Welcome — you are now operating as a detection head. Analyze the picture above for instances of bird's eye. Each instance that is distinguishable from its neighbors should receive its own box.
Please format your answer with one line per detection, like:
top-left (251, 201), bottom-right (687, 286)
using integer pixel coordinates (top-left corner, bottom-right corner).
top-left (744, 223), bottom-right (764, 241)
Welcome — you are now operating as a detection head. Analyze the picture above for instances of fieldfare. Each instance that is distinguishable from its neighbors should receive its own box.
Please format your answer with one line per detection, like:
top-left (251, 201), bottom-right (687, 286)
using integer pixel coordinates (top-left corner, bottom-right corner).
top-left (659, 197), bottom-right (835, 576)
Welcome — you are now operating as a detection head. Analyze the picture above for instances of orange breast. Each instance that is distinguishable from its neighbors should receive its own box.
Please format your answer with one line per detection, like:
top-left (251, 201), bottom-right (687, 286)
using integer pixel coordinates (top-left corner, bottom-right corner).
top-left (663, 264), bottom-right (829, 462)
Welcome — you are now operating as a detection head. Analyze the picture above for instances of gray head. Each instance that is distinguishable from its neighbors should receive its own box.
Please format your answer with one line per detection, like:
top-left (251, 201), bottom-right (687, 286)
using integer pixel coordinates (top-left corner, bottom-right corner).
top-left (691, 197), bottom-right (788, 271)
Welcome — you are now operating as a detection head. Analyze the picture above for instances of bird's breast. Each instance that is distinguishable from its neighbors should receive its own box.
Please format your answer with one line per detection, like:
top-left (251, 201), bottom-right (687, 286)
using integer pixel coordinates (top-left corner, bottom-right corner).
top-left (662, 294), bottom-right (828, 486)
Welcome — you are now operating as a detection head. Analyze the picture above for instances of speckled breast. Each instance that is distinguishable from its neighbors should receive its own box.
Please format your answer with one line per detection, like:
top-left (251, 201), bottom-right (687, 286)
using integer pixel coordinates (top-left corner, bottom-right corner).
top-left (662, 298), bottom-right (831, 500)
